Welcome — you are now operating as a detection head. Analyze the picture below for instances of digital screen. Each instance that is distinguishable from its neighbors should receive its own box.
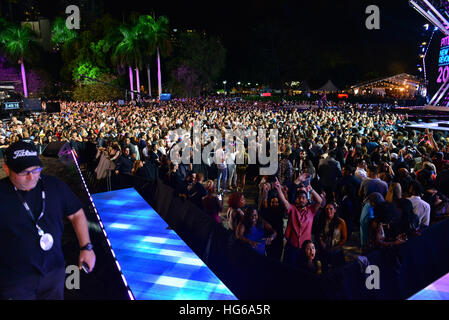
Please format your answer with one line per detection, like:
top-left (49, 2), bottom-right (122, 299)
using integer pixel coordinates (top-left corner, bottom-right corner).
top-left (92, 188), bottom-right (237, 300)
top-left (160, 93), bottom-right (171, 101)
top-left (437, 36), bottom-right (449, 83)
top-left (3, 101), bottom-right (20, 110)
top-left (430, 32), bottom-right (449, 105)
top-left (408, 272), bottom-right (449, 300)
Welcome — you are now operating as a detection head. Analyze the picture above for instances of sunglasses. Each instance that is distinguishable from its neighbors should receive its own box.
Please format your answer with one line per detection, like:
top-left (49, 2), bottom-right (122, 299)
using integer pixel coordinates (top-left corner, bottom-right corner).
top-left (17, 167), bottom-right (43, 176)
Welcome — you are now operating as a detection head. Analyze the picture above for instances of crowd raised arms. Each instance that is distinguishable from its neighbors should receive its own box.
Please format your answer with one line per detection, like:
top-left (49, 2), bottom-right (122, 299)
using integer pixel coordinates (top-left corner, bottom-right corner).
top-left (1, 97), bottom-right (449, 273)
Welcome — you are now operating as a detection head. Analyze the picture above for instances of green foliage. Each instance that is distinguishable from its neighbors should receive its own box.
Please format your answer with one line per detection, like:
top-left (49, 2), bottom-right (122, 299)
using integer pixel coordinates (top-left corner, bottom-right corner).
top-left (0, 24), bottom-right (38, 61)
top-left (89, 14), bottom-right (120, 41)
top-left (55, 15), bottom-right (120, 87)
top-left (168, 64), bottom-right (199, 97)
top-left (73, 73), bottom-right (124, 101)
top-left (51, 17), bottom-right (78, 48)
top-left (151, 16), bottom-right (171, 57)
top-left (0, 18), bottom-right (11, 32)
top-left (168, 31), bottom-right (226, 94)
top-left (112, 24), bottom-right (143, 69)
top-left (135, 15), bottom-right (156, 63)
top-left (73, 61), bottom-right (103, 83)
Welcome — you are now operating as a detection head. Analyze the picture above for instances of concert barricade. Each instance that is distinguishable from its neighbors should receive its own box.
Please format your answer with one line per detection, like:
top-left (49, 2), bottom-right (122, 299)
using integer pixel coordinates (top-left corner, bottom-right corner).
top-left (104, 173), bottom-right (449, 299)
top-left (320, 218), bottom-right (449, 299)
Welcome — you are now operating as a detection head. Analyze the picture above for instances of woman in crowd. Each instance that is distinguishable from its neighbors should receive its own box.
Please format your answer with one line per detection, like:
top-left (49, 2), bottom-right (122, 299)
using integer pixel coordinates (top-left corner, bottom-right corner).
top-left (360, 192), bottom-right (385, 252)
top-left (202, 180), bottom-right (223, 223)
top-left (236, 145), bottom-right (249, 192)
top-left (386, 177), bottom-right (402, 203)
top-left (236, 206), bottom-right (277, 256)
top-left (315, 202), bottom-right (347, 270)
top-left (393, 198), bottom-right (420, 238)
top-left (259, 195), bottom-right (285, 261)
top-left (366, 202), bottom-right (407, 253)
top-left (297, 240), bottom-right (322, 275)
top-left (226, 192), bottom-right (246, 231)
top-left (131, 160), bottom-right (143, 175)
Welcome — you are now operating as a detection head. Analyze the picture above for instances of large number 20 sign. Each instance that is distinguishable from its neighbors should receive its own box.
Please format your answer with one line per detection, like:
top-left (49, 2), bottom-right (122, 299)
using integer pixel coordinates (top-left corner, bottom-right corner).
top-left (437, 66), bottom-right (449, 83)
top-left (438, 36), bottom-right (449, 83)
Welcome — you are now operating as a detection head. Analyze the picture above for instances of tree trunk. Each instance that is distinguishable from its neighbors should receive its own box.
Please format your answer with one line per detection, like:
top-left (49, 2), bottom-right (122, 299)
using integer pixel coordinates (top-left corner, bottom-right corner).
top-left (129, 66), bottom-right (134, 100)
top-left (157, 47), bottom-right (162, 98)
top-left (21, 60), bottom-right (28, 98)
top-left (8, 0), bottom-right (13, 20)
top-left (135, 67), bottom-right (140, 101)
top-left (147, 64), bottom-right (152, 97)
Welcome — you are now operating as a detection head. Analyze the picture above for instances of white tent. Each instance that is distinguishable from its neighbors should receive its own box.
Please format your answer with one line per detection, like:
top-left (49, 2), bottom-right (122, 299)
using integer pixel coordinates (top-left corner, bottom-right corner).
top-left (315, 80), bottom-right (339, 92)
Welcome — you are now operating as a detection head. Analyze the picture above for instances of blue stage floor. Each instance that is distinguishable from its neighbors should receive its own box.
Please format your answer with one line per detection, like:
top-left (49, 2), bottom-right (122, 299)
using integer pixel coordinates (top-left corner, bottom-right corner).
top-left (408, 272), bottom-right (449, 300)
top-left (91, 188), bottom-right (237, 300)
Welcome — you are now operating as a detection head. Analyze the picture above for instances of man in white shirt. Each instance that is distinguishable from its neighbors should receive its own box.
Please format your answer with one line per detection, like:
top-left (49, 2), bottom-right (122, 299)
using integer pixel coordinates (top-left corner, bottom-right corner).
top-left (407, 181), bottom-right (430, 228)
top-left (216, 146), bottom-right (227, 193)
top-left (226, 145), bottom-right (238, 190)
top-left (355, 159), bottom-right (368, 181)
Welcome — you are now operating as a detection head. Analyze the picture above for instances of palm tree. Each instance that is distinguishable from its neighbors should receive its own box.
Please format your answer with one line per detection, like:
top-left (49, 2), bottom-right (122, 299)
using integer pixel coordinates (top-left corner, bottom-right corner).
top-left (50, 17), bottom-right (78, 50)
top-left (0, 24), bottom-right (39, 98)
top-left (112, 24), bottom-right (143, 100)
top-left (150, 16), bottom-right (171, 98)
top-left (136, 15), bottom-right (156, 97)
top-left (0, 18), bottom-right (10, 32)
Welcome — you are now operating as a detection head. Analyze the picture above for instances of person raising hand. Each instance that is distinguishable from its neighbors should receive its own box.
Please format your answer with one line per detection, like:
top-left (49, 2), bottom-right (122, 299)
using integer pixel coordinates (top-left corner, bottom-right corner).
top-left (273, 177), bottom-right (322, 266)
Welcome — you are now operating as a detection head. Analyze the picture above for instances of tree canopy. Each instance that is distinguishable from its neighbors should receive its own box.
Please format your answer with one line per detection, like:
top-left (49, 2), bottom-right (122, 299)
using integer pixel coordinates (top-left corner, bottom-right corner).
top-left (168, 30), bottom-right (226, 96)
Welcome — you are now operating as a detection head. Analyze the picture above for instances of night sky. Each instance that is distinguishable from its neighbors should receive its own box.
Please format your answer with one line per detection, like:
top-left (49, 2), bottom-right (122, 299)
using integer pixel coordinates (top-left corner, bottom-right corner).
top-left (8, 0), bottom-right (431, 88)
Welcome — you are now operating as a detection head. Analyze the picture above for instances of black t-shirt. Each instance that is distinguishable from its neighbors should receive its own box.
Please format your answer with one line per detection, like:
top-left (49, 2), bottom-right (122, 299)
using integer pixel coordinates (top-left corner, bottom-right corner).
top-left (136, 162), bottom-right (158, 182)
top-left (0, 175), bottom-right (83, 286)
top-left (0, 141), bottom-right (8, 159)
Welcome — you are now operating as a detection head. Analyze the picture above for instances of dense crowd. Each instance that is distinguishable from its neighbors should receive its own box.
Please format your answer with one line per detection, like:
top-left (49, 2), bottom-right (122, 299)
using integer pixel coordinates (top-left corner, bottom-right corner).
top-left (2, 97), bottom-right (449, 274)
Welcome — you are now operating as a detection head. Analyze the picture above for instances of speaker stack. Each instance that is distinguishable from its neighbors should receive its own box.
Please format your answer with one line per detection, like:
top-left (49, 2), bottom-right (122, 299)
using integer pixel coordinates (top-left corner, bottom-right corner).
top-left (45, 102), bottom-right (61, 113)
top-left (42, 141), bottom-right (71, 157)
top-left (22, 98), bottom-right (42, 112)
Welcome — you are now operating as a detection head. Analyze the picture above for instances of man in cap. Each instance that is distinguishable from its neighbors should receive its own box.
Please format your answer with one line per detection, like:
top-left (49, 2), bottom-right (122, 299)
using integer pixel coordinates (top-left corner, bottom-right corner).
top-left (0, 141), bottom-right (95, 299)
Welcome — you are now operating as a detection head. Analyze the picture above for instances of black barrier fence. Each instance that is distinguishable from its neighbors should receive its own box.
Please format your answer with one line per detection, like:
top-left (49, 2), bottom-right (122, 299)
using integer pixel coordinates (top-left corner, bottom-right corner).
top-left (99, 173), bottom-right (449, 299)
top-left (321, 217), bottom-right (449, 300)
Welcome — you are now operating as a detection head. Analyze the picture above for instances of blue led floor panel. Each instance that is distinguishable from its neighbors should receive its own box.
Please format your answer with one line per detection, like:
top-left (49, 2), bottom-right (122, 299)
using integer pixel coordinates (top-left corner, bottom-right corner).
top-left (408, 272), bottom-right (449, 300)
top-left (92, 188), bottom-right (237, 300)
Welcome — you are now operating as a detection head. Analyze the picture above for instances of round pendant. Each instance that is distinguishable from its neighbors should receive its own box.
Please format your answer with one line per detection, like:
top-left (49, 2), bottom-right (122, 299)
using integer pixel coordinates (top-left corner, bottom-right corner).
top-left (40, 233), bottom-right (54, 251)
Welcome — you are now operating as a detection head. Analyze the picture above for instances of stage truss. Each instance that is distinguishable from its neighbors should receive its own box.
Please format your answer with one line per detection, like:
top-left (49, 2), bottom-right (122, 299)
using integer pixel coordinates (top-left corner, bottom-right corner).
top-left (410, 0), bottom-right (449, 105)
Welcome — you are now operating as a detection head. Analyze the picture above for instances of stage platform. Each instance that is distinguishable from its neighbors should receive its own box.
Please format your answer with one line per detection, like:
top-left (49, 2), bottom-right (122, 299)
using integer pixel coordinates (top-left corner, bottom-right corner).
top-left (405, 121), bottom-right (449, 132)
top-left (395, 105), bottom-right (449, 112)
top-left (408, 272), bottom-right (449, 300)
top-left (408, 105), bottom-right (449, 112)
top-left (91, 188), bottom-right (237, 300)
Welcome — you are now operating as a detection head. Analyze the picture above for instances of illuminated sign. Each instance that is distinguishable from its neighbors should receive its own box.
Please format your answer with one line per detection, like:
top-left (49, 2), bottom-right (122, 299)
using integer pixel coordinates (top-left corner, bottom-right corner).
top-left (437, 36), bottom-right (449, 83)
top-left (338, 94), bottom-right (348, 99)
top-left (3, 101), bottom-right (20, 110)
top-left (160, 93), bottom-right (171, 101)
top-left (439, 48), bottom-right (449, 65)
top-left (261, 92), bottom-right (271, 97)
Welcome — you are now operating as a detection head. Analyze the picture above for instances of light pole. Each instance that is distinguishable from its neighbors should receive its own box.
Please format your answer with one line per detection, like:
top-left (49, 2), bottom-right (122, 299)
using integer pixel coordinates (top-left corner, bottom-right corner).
top-left (223, 80), bottom-right (227, 95)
